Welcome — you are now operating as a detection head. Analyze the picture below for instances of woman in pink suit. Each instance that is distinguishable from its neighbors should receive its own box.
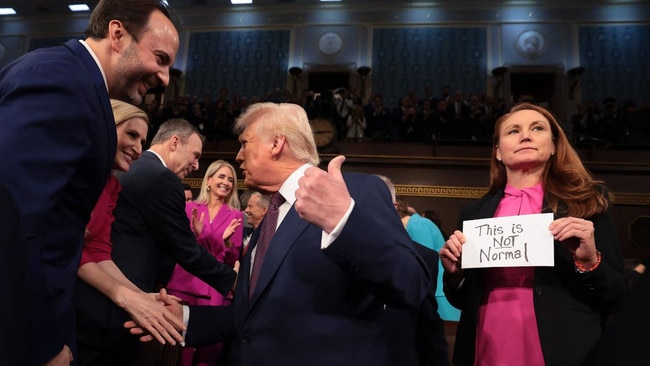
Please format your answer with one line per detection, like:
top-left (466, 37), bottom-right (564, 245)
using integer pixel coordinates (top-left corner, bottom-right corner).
top-left (167, 159), bottom-right (243, 366)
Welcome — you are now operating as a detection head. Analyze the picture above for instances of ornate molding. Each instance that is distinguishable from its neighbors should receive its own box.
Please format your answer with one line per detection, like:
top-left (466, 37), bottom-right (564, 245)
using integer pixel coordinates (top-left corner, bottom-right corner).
top-left (396, 184), bottom-right (650, 206)
top-left (183, 178), bottom-right (203, 189)
top-left (611, 193), bottom-right (650, 206)
top-left (396, 185), bottom-right (487, 199)
top-left (182, 179), bottom-right (650, 206)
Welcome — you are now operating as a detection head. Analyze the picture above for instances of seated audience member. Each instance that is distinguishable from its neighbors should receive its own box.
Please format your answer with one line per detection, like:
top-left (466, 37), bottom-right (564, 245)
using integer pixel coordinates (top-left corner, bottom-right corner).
top-left (76, 100), bottom-right (185, 365)
top-left (167, 160), bottom-right (243, 366)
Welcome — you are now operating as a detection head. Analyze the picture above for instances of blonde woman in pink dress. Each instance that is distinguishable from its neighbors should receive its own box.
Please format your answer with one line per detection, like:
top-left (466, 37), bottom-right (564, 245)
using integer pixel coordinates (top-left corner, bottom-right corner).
top-left (167, 159), bottom-right (243, 366)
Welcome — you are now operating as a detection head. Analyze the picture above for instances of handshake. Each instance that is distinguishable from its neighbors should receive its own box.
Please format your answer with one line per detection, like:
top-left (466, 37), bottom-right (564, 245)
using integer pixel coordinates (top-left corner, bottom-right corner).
top-left (123, 288), bottom-right (186, 345)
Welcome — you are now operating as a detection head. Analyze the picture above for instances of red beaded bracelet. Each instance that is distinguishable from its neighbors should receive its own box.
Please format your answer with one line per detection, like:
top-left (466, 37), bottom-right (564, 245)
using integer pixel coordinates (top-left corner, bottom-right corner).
top-left (574, 251), bottom-right (602, 273)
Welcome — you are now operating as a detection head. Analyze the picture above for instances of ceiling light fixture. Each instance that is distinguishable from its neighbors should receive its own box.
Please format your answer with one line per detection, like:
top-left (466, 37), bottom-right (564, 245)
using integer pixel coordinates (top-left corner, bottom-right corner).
top-left (0, 7), bottom-right (17, 15)
top-left (231, 0), bottom-right (253, 4)
top-left (68, 4), bottom-right (90, 12)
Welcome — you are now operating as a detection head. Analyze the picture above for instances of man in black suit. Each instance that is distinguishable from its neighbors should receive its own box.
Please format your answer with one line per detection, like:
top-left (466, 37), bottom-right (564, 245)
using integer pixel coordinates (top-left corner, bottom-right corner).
top-left (379, 175), bottom-right (450, 366)
top-left (0, 0), bottom-right (180, 363)
top-left (382, 242), bottom-right (450, 366)
top-left (76, 119), bottom-right (236, 364)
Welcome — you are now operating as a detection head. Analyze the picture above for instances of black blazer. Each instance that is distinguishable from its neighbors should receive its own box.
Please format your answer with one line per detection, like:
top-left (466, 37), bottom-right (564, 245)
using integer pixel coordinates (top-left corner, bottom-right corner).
top-left (186, 173), bottom-right (432, 366)
top-left (111, 151), bottom-right (236, 294)
top-left (445, 187), bottom-right (625, 366)
top-left (382, 242), bottom-right (450, 366)
top-left (0, 185), bottom-right (29, 364)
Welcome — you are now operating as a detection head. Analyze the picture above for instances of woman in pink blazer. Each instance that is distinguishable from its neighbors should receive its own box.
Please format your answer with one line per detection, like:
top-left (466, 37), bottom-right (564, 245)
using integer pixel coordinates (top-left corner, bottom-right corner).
top-left (167, 159), bottom-right (243, 366)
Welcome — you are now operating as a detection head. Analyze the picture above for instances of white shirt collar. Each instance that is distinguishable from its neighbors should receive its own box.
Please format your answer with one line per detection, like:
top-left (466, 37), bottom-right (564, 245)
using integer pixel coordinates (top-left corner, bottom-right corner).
top-left (277, 163), bottom-right (312, 205)
top-left (79, 40), bottom-right (108, 92)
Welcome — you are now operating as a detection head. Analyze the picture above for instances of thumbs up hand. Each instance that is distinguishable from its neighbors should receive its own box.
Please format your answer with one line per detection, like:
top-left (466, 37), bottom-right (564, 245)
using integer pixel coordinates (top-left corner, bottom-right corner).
top-left (295, 155), bottom-right (352, 233)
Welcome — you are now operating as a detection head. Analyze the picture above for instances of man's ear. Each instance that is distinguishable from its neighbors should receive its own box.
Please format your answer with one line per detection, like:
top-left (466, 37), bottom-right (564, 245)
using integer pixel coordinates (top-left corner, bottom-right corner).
top-left (270, 135), bottom-right (286, 159)
top-left (108, 20), bottom-right (128, 52)
top-left (170, 135), bottom-right (180, 151)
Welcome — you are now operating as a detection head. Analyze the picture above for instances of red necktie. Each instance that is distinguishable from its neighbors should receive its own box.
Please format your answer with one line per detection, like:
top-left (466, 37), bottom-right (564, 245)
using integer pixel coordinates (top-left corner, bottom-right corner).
top-left (249, 192), bottom-right (285, 298)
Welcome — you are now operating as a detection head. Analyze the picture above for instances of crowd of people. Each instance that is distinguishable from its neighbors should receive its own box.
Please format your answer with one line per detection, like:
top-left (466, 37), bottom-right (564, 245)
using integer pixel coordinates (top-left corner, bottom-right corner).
top-left (145, 84), bottom-right (649, 147)
top-left (571, 97), bottom-right (650, 145)
top-left (144, 85), bottom-right (509, 144)
top-left (1, 0), bottom-right (647, 366)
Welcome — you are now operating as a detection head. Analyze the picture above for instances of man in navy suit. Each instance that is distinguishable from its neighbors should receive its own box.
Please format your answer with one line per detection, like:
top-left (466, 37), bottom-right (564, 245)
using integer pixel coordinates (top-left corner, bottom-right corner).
top-left (129, 102), bottom-right (432, 365)
top-left (0, 0), bottom-right (179, 363)
top-left (76, 119), bottom-right (237, 364)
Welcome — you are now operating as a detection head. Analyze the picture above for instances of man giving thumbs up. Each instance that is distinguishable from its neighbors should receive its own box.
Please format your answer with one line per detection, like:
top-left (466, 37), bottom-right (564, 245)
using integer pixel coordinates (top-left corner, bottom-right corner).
top-left (128, 102), bottom-right (432, 366)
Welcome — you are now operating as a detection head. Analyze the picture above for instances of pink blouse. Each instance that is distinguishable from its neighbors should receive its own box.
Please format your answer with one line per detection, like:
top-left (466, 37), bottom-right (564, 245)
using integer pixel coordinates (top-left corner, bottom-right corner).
top-left (474, 183), bottom-right (545, 366)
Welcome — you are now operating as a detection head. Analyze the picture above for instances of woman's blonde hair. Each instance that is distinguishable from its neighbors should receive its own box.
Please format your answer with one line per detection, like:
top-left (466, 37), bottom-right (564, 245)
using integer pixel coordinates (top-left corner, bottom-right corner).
top-left (194, 160), bottom-right (241, 210)
top-left (489, 102), bottom-right (610, 217)
top-left (111, 99), bottom-right (149, 127)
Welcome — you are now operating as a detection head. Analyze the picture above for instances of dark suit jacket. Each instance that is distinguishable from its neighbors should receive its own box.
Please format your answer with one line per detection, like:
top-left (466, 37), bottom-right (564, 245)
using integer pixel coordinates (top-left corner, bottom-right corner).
top-left (0, 39), bottom-right (116, 364)
top-left (75, 151), bottom-right (236, 363)
top-left (186, 173), bottom-right (431, 366)
top-left (0, 184), bottom-right (29, 364)
top-left (588, 269), bottom-right (650, 366)
top-left (444, 188), bottom-right (625, 366)
top-left (382, 242), bottom-right (450, 366)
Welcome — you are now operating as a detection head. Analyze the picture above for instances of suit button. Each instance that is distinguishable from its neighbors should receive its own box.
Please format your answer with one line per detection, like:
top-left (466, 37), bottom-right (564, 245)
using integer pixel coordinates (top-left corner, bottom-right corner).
top-left (242, 335), bottom-right (251, 344)
top-left (535, 287), bottom-right (542, 295)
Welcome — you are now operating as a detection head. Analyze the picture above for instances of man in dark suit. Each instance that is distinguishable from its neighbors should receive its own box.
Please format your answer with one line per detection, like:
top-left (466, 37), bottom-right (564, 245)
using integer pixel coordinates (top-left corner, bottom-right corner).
top-left (378, 175), bottom-right (450, 366)
top-left (76, 119), bottom-right (237, 364)
top-left (241, 191), bottom-right (270, 256)
top-left (128, 102), bottom-right (431, 365)
top-left (382, 243), bottom-right (450, 366)
top-left (0, 0), bottom-right (179, 363)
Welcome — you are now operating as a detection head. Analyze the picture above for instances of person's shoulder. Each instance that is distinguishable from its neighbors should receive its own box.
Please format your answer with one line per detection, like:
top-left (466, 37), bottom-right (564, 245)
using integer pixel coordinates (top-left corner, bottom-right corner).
top-left (120, 155), bottom-right (175, 186)
top-left (0, 44), bottom-right (86, 89)
top-left (342, 171), bottom-right (380, 183)
top-left (13, 43), bottom-right (79, 69)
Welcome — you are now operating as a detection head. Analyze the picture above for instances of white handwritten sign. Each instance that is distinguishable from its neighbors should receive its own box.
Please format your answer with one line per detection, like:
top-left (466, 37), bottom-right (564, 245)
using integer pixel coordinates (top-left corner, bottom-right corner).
top-left (461, 213), bottom-right (554, 269)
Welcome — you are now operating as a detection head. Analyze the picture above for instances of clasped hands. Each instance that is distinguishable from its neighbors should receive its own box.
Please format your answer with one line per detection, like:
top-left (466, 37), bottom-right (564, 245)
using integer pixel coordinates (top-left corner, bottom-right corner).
top-left (125, 261), bottom-right (241, 343)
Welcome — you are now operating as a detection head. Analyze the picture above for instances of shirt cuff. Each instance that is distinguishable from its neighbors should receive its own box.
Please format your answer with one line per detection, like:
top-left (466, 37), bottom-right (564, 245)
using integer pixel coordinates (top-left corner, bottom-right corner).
top-left (321, 199), bottom-right (355, 249)
top-left (181, 305), bottom-right (189, 346)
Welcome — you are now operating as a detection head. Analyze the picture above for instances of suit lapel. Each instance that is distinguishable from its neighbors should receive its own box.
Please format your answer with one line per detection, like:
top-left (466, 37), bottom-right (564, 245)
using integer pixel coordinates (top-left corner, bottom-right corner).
top-left (63, 39), bottom-right (116, 168)
top-left (247, 206), bottom-right (309, 308)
